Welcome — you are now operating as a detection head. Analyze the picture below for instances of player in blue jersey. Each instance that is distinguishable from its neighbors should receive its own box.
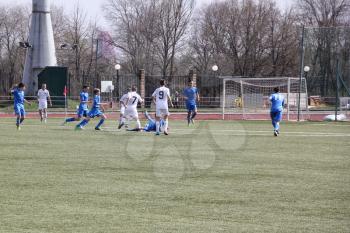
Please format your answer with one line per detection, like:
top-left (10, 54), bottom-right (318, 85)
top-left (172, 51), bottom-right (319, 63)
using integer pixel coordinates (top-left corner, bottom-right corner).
top-left (127, 111), bottom-right (165, 132)
top-left (183, 80), bottom-right (200, 126)
top-left (63, 85), bottom-right (90, 124)
top-left (75, 88), bottom-right (109, 130)
top-left (11, 83), bottom-right (32, 130)
top-left (269, 87), bottom-right (285, 137)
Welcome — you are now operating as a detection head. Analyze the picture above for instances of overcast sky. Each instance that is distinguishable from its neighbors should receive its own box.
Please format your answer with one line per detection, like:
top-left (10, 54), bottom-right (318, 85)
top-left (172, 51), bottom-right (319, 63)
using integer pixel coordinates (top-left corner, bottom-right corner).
top-left (1, 0), bottom-right (294, 29)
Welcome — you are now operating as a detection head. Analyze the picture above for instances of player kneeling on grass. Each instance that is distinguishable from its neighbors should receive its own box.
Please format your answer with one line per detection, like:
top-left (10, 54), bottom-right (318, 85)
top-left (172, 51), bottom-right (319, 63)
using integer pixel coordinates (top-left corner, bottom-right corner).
top-left (11, 83), bottom-right (32, 130)
top-left (37, 83), bottom-right (52, 123)
top-left (118, 87), bottom-right (131, 129)
top-left (269, 87), bottom-right (285, 137)
top-left (75, 88), bottom-right (109, 131)
top-left (152, 79), bottom-right (173, 136)
top-left (183, 80), bottom-right (200, 126)
top-left (64, 85), bottom-right (90, 124)
top-left (124, 86), bottom-right (144, 131)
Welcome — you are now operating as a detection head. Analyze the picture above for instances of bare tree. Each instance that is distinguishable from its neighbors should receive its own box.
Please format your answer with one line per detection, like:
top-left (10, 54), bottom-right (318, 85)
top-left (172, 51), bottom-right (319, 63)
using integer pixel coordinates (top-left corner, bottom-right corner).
top-left (297, 0), bottom-right (350, 26)
top-left (297, 0), bottom-right (350, 95)
top-left (0, 5), bottom-right (29, 94)
top-left (155, 0), bottom-right (194, 76)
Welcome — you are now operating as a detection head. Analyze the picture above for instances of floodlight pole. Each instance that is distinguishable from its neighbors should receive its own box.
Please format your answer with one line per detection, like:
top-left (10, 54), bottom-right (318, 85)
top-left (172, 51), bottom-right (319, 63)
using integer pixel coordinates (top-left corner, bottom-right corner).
top-left (115, 64), bottom-right (121, 97)
top-left (298, 25), bottom-right (305, 122)
top-left (335, 57), bottom-right (340, 122)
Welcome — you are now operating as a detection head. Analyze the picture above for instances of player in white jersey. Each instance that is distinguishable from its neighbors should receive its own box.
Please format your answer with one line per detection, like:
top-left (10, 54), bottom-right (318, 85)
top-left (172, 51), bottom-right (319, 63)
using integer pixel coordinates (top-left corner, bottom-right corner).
top-left (152, 79), bottom-right (173, 135)
top-left (118, 87), bottom-right (131, 129)
top-left (124, 86), bottom-right (144, 130)
top-left (37, 83), bottom-right (52, 123)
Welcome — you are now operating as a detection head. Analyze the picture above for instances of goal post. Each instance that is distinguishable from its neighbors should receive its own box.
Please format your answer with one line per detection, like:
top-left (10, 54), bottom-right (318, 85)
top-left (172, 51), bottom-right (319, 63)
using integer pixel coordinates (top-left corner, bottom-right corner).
top-left (221, 77), bottom-right (309, 121)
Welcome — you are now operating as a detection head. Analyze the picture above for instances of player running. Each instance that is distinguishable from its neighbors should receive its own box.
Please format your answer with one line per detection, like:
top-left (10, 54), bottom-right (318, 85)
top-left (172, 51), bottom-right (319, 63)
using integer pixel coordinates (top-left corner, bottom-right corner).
top-left (269, 87), bottom-right (285, 137)
top-left (63, 85), bottom-right (89, 124)
top-left (37, 83), bottom-right (52, 123)
top-left (11, 83), bottom-right (32, 130)
top-left (152, 79), bottom-right (173, 136)
top-left (124, 86), bottom-right (144, 131)
top-left (75, 88), bottom-right (109, 130)
top-left (183, 80), bottom-right (200, 126)
top-left (118, 87), bottom-right (131, 129)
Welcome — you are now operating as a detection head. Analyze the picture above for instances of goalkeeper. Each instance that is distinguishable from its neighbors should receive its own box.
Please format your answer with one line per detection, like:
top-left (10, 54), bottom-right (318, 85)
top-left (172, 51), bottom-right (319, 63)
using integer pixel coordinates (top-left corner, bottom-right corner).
top-left (269, 87), bottom-right (284, 136)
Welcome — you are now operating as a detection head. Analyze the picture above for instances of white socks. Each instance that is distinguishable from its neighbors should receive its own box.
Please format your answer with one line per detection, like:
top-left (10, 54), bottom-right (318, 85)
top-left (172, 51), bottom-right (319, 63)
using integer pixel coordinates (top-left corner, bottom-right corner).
top-left (164, 120), bottom-right (168, 132)
top-left (156, 121), bottom-right (160, 133)
top-left (136, 119), bottom-right (141, 129)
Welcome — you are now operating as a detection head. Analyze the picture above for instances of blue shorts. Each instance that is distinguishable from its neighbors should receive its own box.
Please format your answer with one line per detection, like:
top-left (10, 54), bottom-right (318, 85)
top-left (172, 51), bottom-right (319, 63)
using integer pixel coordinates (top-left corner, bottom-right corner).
top-left (186, 103), bottom-right (197, 112)
top-left (270, 111), bottom-right (282, 122)
top-left (144, 120), bottom-right (165, 132)
top-left (77, 108), bottom-right (88, 118)
top-left (88, 109), bottom-right (102, 118)
top-left (14, 104), bottom-right (26, 117)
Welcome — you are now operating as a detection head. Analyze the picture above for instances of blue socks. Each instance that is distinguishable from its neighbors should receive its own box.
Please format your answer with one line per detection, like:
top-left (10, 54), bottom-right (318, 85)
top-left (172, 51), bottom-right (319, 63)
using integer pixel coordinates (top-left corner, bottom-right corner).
top-left (191, 112), bottom-right (197, 119)
top-left (76, 118), bottom-right (105, 129)
top-left (77, 119), bottom-right (89, 128)
top-left (66, 117), bottom-right (76, 122)
top-left (96, 119), bottom-right (105, 128)
top-left (272, 121), bottom-right (279, 131)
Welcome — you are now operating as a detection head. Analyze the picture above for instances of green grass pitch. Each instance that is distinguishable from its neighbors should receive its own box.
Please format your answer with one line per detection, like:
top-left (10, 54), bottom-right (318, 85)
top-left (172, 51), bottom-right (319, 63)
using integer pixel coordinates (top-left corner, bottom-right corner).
top-left (0, 118), bottom-right (349, 232)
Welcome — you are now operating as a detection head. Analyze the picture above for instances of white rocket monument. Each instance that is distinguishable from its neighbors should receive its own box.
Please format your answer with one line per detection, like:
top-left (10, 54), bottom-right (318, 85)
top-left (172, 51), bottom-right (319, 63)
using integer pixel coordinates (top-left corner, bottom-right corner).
top-left (22, 0), bottom-right (57, 95)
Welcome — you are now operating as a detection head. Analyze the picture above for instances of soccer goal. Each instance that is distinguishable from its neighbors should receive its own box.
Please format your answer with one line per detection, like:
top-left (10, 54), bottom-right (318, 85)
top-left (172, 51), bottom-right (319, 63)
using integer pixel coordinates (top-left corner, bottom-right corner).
top-left (221, 77), bottom-right (309, 121)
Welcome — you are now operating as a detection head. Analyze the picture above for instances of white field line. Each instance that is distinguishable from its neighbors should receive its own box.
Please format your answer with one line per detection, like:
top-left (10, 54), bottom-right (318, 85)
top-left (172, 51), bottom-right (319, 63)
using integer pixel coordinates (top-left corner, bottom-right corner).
top-left (0, 122), bottom-right (349, 137)
top-left (309, 123), bottom-right (350, 127)
top-left (101, 127), bottom-right (350, 137)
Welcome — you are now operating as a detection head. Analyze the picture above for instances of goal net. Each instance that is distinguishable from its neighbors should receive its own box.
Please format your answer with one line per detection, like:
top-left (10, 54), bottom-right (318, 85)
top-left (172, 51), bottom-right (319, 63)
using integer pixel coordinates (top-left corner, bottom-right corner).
top-left (221, 77), bottom-right (309, 121)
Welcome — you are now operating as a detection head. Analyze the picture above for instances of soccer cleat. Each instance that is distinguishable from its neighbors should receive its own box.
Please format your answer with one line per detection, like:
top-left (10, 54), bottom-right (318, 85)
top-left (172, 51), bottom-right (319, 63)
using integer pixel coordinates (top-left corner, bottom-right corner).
top-left (16, 125), bottom-right (21, 131)
top-left (118, 122), bottom-right (124, 129)
top-left (276, 130), bottom-right (280, 135)
top-left (164, 131), bottom-right (169, 136)
top-left (95, 127), bottom-right (102, 131)
top-left (75, 126), bottom-right (83, 131)
top-left (274, 130), bottom-right (278, 137)
top-left (155, 132), bottom-right (160, 136)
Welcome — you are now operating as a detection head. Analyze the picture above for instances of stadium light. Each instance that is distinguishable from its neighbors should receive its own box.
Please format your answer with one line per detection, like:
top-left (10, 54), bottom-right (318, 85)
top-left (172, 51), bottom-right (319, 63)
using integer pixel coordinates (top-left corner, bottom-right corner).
top-left (304, 66), bottom-right (310, 73)
top-left (115, 64), bottom-right (121, 82)
top-left (212, 65), bottom-right (218, 72)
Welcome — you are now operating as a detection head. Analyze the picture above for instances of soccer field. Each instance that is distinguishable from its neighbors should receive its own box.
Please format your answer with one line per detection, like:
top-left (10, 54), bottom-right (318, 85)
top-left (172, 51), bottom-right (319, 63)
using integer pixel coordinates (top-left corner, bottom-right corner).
top-left (0, 119), bottom-right (349, 233)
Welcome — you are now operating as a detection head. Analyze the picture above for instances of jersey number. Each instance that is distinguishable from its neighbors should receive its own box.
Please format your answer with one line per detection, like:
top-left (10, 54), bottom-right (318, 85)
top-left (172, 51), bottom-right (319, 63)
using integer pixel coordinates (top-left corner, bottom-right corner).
top-left (159, 91), bottom-right (164, 100)
top-left (132, 96), bottom-right (138, 104)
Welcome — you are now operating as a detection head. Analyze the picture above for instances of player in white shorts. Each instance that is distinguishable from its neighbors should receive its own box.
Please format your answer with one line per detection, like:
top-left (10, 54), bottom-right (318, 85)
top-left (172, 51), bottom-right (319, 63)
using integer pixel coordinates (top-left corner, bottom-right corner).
top-left (152, 79), bottom-right (173, 136)
top-left (118, 87), bottom-right (131, 129)
top-left (37, 83), bottom-right (52, 123)
top-left (124, 86), bottom-right (144, 130)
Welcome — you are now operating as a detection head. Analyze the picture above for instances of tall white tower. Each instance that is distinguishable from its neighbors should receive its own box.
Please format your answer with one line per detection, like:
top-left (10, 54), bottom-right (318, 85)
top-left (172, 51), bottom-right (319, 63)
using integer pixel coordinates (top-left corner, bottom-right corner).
top-left (22, 0), bottom-right (57, 95)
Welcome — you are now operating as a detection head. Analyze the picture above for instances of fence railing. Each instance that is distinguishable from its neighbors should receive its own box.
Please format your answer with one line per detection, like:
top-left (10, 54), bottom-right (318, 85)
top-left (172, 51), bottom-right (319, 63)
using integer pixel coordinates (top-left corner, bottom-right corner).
top-left (1, 96), bottom-right (349, 113)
